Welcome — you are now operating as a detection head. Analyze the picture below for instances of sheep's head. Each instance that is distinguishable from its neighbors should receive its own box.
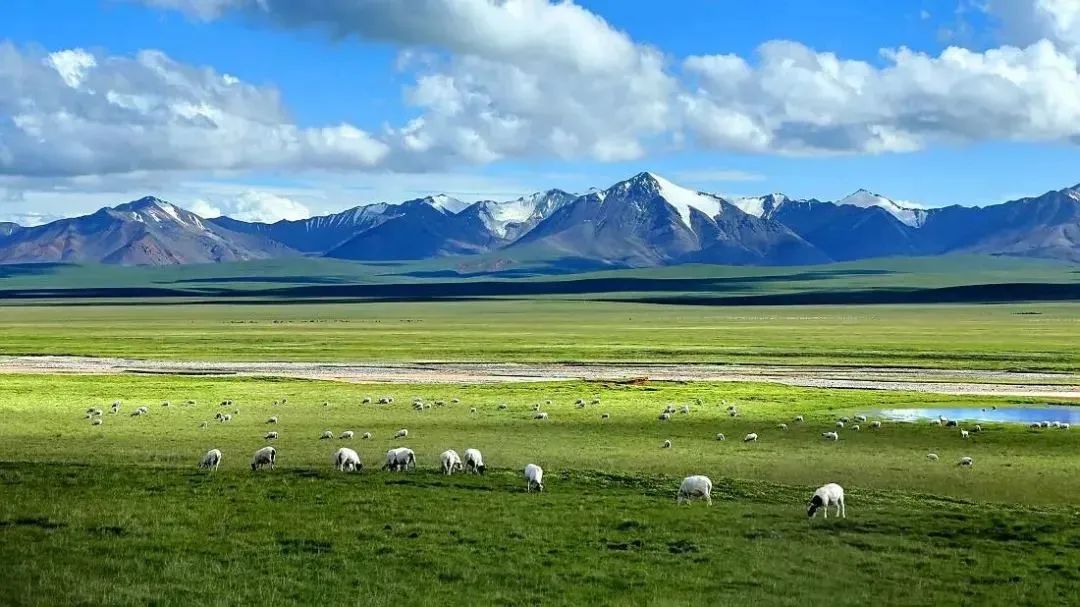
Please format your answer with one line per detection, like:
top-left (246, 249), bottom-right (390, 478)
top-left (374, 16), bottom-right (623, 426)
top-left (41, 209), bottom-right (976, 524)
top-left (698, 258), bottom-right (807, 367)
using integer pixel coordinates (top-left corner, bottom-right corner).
top-left (477, 464), bottom-right (486, 475)
top-left (806, 495), bottom-right (824, 518)
top-left (250, 462), bottom-right (258, 471)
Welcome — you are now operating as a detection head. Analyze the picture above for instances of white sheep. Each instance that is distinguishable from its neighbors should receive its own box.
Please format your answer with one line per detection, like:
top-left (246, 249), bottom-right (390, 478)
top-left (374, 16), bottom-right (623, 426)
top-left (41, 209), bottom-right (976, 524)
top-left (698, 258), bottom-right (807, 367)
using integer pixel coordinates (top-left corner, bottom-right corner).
top-left (440, 450), bottom-right (463, 475)
top-left (960, 429), bottom-right (970, 439)
top-left (591, 399), bottom-right (600, 405)
top-left (362, 397), bottom-right (372, 404)
top-left (728, 409), bottom-right (738, 417)
top-left (498, 404), bottom-right (508, 410)
top-left (839, 417), bottom-right (850, 423)
top-left (382, 447), bottom-right (416, 472)
top-left (677, 475), bottom-right (713, 506)
top-left (807, 483), bottom-right (845, 519)
top-left (679, 405), bottom-right (690, 415)
top-left (464, 448), bottom-right (486, 474)
top-left (664, 405), bottom-right (676, 414)
top-left (362, 432), bottom-right (372, 440)
top-left (835, 421), bottom-right (844, 428)
top-left (534, 412), bottom-right (549, 420)
top-left (451, 398), bottom-right (460, 404)
top-left (320, 430), bottom-right (334, 440)
top-left (661, 439), bottom-right (672, 449)
top-left (867, 421), bottom-right (880, 429)
top-left (575, 399), bottom-right (585, 406)
top-left (221, 414), bottom-right (231, 422)
top-left (199, 448), bottom-right (222, 471)
top-left (854, 415), bottom-right (867, 423)
top-left (1061, 423), bottom-right (1071, 430)
top-left (199, 421), bottom-right (208, 428)
top-left (394, 428), bottom-right (409, 439)
top-left (162, 401), bottom-right (171, 408)
top-left (264, 431), bottom-right (278, 440)
top-left (777, 423), bottom-right (788, 431)
top-left (266, 416), bottom-right (278, 424)
top-left (1041, 421), bottom-right (1051, 428)
top-left (1030, 422), bottom-right (1042, 430)
top-left (926, 453), bottom-right (939, 461)
top-left (715, 433), bottom-right (726, 441)
top-left (973, 424), bottom-right (982, 433)
top-left (470, 407), bottom-right (478, 414)
top-left (91, 418), bottom-right (102, 426)
top-left (601, 413), bottom-right (610, 419)
top-left (658, 412), bottom-right (671, 421)
top-left (532, 404), bottom-right (541, 412)
top-left (958, 456), bottom-right (974, 467)
top-left (851, 424), bottom-right (861, 431)
top-left (333, 448), bottom-right (362, 472)
top-left (524, 464), bottom-right (544, 492)
top-left (250, 446), bottom-right (276, 471)
top-left (575, 401), bottom-right (586, 409)
top-left (340, 430), bottom-right (354, 440)
top-left (821, 431), bottom-right (839, 441)
top-left (544, 400), bottom-right (552, 405)
top-left (379, 396), bottom-right (394, 404)
top-left (743, 433), bottom-right (758, 442)
top-left (794, 415), bottom-right (804, 423)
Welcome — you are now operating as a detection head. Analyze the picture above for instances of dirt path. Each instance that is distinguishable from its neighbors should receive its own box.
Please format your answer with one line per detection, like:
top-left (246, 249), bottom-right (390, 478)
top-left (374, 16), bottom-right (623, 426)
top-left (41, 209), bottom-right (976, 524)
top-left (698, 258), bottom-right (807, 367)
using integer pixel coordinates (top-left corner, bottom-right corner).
top-left (2, 355), bottom-right (1078, 399)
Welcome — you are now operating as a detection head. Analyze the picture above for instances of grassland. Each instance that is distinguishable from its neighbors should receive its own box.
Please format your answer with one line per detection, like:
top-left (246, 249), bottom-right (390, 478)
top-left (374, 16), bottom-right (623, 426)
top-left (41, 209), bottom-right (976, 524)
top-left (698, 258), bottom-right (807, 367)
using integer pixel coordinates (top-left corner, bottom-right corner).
top-left (2, 374), bottom-right (1078, 606)
top-left (1, 300), bottom-right (1079, 371)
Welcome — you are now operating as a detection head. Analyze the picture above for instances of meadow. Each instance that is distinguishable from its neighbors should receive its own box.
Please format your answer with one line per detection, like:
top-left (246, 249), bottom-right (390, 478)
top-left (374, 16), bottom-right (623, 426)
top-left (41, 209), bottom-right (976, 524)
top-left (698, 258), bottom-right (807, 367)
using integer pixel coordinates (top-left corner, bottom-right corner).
top-left (2, 374), bottom-right (1079, 605)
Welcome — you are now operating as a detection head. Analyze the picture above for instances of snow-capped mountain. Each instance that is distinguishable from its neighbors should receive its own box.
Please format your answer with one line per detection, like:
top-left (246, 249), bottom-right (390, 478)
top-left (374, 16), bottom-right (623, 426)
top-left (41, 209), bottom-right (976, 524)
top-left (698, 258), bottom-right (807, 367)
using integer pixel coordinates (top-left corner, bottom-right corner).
top-left (3, 177), bottom-right (1080, 267)
top-left (508, 172), bottom-right (826, 266)
top-left (0, 197), bottom-right (293, 265)
top-left (837, 189), bottom-right (927, 228)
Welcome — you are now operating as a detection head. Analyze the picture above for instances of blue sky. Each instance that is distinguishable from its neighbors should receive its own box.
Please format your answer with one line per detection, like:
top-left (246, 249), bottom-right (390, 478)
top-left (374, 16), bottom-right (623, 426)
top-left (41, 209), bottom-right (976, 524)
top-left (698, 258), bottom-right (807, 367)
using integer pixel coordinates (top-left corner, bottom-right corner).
top-left (2, 0), bottom-right (1079, 223)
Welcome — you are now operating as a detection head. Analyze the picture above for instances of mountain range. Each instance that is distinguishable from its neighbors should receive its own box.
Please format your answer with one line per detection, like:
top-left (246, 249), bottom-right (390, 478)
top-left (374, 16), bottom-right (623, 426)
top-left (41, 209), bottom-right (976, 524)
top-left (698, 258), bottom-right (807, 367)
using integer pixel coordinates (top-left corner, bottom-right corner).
top-left (1, 172), bottom-right (1078, 268)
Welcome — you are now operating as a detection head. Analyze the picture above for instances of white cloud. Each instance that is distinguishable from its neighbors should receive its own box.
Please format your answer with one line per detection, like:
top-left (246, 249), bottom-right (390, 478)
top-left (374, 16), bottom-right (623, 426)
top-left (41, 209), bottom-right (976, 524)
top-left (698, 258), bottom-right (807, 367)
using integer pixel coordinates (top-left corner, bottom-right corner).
top-left (680, 39), bottom-right (1080, 155)
top-left (190, 190), bottom-right (311, 222)
top-left (986, 0), bottom-right (1080, 55)
top-left (0, 42), bottom-right (388, 179)
top-left (672, 169), bottom-right (766, 183)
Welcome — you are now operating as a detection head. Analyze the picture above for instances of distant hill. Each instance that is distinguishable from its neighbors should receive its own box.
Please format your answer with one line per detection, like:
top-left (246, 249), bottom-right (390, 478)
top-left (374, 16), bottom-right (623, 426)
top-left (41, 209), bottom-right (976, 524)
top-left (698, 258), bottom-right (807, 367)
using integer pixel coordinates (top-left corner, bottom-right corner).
top-left (2, 175), bottom-right (1079, 267)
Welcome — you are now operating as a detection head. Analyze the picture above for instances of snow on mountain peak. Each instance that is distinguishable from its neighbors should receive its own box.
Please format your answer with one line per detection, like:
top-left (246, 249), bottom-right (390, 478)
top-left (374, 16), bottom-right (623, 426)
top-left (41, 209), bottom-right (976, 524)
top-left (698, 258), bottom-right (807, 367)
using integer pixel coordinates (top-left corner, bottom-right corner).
top-left (728, 193), bottom-right (789, 218)
top-left (837, 189), bottom-right (926, 227)
top-left (625, 172), bottom-right (723, 228)
top-left (425, 194), bottom-right (470, 214)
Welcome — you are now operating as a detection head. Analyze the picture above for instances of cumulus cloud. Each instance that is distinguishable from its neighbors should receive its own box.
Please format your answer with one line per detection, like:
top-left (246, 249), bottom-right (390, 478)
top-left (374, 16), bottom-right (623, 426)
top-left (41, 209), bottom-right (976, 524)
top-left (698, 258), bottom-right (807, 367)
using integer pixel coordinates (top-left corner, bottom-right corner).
top-left (986, 0), bottom-right (1080, 54)
top-left (189, 190), bottom-right (311, 222)
top-left (680, 39), bottom-right (1080, 155)
top-left (0, 42), bottom-right (388, 178)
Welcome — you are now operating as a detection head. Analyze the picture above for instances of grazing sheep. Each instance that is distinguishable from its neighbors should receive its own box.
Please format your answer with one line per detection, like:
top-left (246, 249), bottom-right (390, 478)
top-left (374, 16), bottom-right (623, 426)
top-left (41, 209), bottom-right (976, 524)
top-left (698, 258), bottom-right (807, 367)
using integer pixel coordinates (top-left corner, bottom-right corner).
top-left (187, 400), bottom-right (197, 406)
top-left (532, 404), bottom-right (541, 412)
top-left (1052, 421), bottom-right (1061, 428)
top-left (464, 448), bottom-right (486, 475)
top-left (498, 404), bottom-right (508, 410)
top-left (362, 432), bottom-right (372, 440)
top-left (591, 399), bottom-right (600, 405)
top-left (821, 431), bottom-right (839, 441)
top-left (199, 421), bottom-right (208, 428)
top-left (958, 456), bottom-right (974, 467)
top-left (1030, 422), bottom-right (1042, 430)
top-left (664, 405), bottom-right (677, 414)
top-left (601, 413), bottom-right (610, 419)
top-left (440, 450), bottom-right (463, 475)
top-left (333, 448), bottom-right (362, 472)
top-left (973, 424), bottom-right (982, 433)
top-left (1041, 421), bottom-right (1051, 428)
top-left (658, 412), bottom-right (671, 421)
top-left (777, 423), bottom-right (788, 431)
top-left (715, 433), bottom-right (726, 441)
top-left (839, 417), bottom-right (850, 423)
top-left (854, 415), bottom-right (867, 423)
top-left (945, 420), bottom-right (958, 428)
top-left (382, 447), bottom-right (416, 472)
top-left (1061, 423), bottom-right (1071, 430)
top-left (930, 419), bottom-right (942, 426)
top-left (434, 400), bottom-right (445, 407)
top-left (679, 405), bottom-right (690, 415)
top-left (524, 464), bottom-right (544, 492)
top-left (340, 431), bottom-right (354, 440)
top-left (851, 424), bottom-right (860, 431)
top-left (320, 430), bottom-right (334, 440)
top-left (960, 429), bottom-right (970, 439)
top-left (794, 415), bottom-right (804, 423)
top-left (264, 432), bottom-right (278, 440)
top-left (91, 418), bottom-right (102, 426)
top-left (575, 399), bottom-right (585, 406)
top-left (162, 401), bottom-right (171, 408)
top-left (222, 414), bottom-right (232, 422)
top-left (250, 446), bottom-right (276, 471)
top-left (110, 403), bottom-right (121, 414)
top-left (198, 448), bottom-right (222, 471)
top-left (870, 421), bottom-right (882, 429)
top-left (451, 398), bottom-right (460, 404)
top-left (362, 397), bottom-right (372, 404)
top-left (575, 401), bottom-right (586, 409)
top-left (266, 416), bottom-right (278, 424)
top-left (544, 400), bottom-right (552, 406)
top-left (379, 397), bottom-right (393, 405)
top-left (534, 412), bottom-right (549, 420)
top-left (214, 412), bottom-right (224, 421)
top-left (926, 453), bottom-right (939, 461)
top-left (394, 429), bottom-right (409, 439)
top-left (835, 421), bottom-right (844, 428)
top-left (677, 475), bottom-right (713, 506)
top-left (807, 483), bottom-right (845, 519)
top-left (728, 409), bottom-right (738, 417)
top-left (743, 433), bottom-right (758, 442)
top-left (661, 439), bottom-right (672, 449)
top-left (323, 401), bottom-right (330, 407)
top-left (470, 407), bottom-right (478, 414)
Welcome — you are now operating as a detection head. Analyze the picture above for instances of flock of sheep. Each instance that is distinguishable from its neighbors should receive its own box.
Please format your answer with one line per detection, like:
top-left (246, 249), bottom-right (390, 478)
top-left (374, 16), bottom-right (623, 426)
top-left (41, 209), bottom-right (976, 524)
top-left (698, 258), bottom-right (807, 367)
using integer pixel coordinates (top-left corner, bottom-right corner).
top-left (86, 392), bottom-right (1003, 515)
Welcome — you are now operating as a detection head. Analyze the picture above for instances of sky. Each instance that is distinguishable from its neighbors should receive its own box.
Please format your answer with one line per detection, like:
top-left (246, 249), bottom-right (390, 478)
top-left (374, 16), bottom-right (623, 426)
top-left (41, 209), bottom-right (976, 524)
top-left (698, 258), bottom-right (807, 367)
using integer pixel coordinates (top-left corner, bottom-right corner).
top-left (2, 0), bottom-right (1080, 224)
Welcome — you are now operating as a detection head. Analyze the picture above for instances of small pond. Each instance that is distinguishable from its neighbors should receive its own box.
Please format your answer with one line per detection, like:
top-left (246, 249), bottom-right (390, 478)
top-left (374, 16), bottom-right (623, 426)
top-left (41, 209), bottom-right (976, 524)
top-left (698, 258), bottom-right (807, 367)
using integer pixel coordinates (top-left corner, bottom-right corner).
top-left (881, 406), bottom-right (1080, 425)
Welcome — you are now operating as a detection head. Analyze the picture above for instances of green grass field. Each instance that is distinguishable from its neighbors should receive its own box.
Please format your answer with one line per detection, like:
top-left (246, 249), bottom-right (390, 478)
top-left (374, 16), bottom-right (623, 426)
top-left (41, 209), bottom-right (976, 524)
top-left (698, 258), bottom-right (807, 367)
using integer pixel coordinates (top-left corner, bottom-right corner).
top-left (2, 300), bottom-right (1079, 371)
top-left (2, 374), bottom-right (1079, 605)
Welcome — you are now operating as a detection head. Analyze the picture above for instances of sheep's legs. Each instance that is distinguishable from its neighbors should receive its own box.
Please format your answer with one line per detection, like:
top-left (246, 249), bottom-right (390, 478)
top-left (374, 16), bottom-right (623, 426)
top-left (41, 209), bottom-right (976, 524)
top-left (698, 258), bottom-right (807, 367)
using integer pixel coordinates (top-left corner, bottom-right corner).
top-left (839, 499), bottom-right (846, 518)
